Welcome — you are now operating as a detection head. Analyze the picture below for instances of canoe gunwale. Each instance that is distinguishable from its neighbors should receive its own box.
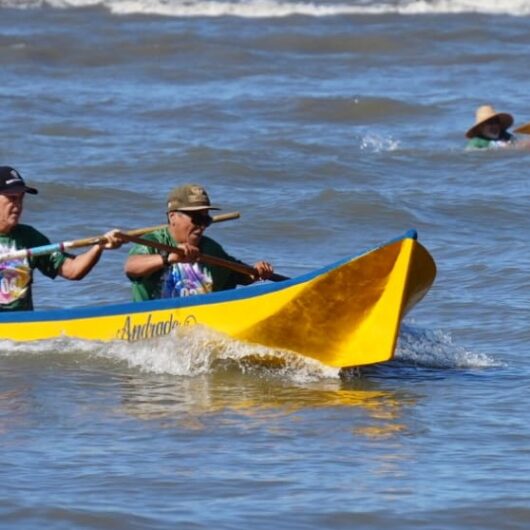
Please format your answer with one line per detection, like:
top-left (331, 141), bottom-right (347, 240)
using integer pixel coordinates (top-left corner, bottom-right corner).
top-left (0, 229), bottom-right (420, 325)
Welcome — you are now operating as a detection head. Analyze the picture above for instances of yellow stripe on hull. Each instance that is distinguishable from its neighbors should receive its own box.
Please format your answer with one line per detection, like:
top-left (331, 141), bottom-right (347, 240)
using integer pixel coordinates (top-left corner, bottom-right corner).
top-left (0, 231), bottom-right (436, 368)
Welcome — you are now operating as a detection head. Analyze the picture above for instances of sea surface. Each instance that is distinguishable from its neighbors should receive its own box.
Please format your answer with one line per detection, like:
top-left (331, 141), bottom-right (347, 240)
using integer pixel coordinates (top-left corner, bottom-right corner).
top-left (1, 0), bottom-right (529, 528)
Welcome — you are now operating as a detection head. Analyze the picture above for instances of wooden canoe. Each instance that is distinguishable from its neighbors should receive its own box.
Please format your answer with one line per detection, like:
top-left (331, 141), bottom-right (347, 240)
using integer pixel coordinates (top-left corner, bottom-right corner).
top-left (0, 229), bottom-right (436, 368)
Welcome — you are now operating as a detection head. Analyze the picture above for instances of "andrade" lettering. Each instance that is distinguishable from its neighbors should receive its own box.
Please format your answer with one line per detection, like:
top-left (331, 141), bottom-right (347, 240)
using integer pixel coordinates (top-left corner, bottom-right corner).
top-left (116, 313), bottom-right (197, 342)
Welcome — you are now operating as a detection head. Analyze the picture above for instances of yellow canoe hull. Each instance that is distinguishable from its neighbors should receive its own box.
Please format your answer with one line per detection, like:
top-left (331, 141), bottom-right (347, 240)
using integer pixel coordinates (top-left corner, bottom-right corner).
top-left (0, 230), bottom-right (436, 368)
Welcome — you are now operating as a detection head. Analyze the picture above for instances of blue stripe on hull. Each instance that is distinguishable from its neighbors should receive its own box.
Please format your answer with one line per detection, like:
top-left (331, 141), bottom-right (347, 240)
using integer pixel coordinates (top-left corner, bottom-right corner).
top-left (0, 231), bottom-right (417, 324)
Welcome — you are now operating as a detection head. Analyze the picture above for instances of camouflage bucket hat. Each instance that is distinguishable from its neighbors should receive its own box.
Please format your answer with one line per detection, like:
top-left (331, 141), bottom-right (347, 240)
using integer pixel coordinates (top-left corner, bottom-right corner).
top-left (167, 184), bottom-right (221, 212)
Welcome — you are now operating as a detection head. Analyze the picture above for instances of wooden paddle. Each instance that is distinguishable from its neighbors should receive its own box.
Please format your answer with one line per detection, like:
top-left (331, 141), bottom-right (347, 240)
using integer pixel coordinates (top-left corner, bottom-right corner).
top-left (120, 232), bottom-right (290, 283)
top-left (0, 211), bottom-right (240, 263)
top-left (514, 122), bottom-right (530, 134)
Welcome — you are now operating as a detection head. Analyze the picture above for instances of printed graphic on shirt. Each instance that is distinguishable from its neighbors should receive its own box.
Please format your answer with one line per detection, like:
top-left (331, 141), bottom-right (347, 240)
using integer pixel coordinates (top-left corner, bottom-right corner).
top-left (161, 263), bottom-right (213, 298)
top-left (0, 243), bottom-right (31, 305)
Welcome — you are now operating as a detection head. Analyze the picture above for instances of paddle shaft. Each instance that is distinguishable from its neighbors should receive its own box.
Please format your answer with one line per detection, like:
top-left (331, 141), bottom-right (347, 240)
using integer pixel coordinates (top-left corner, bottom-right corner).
top-left (121, 233), bottom-right (289, 282)
top-left (121, 211), bottom-right (240, 240)
top-left (0, 211), bottom-right (240, 263)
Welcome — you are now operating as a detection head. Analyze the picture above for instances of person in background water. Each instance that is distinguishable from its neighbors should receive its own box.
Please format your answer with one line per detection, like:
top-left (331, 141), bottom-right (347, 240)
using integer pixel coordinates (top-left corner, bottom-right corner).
top-left (466, 104), bottom-right (516, 149)
top-left (0, 166), bottom-right (122, 312)
top-left (125, 184), bottom-right (274, 301)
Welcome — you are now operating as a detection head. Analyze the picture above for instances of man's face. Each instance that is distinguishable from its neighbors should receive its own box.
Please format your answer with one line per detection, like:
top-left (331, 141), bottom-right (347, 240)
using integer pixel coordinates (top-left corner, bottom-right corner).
top-left (168, 209), bottom-right (212, 246)
top-left (482, 119), bottom-right (501, 140)
top-left (0, 191), bottom-right (24, 233)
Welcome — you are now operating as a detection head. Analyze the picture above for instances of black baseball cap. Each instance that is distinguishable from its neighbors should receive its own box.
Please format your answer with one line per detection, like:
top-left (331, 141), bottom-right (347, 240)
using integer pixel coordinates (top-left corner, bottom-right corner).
top-left (0, 166), bottom-right (38, 195)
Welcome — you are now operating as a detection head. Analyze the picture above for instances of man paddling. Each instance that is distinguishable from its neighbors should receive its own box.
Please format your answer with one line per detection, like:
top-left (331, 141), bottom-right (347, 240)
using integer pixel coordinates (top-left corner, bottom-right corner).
top-left (466, 105), bottom-right (517, 149)
top-left (0, 166), bottom-right (122, 311)
top-left (124, 184), bottom-right (274, 301)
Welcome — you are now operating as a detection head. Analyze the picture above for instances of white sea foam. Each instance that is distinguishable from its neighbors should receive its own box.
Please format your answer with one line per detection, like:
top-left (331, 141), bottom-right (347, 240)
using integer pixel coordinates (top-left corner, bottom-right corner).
top-left (0, 326), bottom-right (339, 382)
top-left (2, 0), bottom-right (530, 17)
top-left (396, 324), bottom-right (500, 369)
top-left (360, 133), bottom-right (400, 152)
top-left (0, 323), bottom-right (497, 379)
top-left (106, 327), bottom-right (340, 381)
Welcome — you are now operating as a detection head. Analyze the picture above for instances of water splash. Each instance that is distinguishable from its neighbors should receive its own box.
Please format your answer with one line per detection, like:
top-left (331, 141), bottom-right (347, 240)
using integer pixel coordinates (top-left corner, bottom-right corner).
top-left (0, 326), bottom-right (339, 382)
top-left (0, 324), bottom-right (497, 380)
top-left (395, 324), bottom-right (500, 369)
top-left (360, 133), bottom-right (400, 152)
top-left (107, 326), bottom-right (341, 382)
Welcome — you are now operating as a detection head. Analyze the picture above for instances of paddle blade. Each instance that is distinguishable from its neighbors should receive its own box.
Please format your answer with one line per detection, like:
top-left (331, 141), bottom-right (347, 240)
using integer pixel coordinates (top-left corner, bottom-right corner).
top-left (514, 122), bottom-right (530, 134)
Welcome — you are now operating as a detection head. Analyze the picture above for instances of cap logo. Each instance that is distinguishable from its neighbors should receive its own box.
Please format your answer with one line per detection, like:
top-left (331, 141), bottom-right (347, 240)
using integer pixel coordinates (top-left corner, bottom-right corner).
top-left (4, 169), bottom-right (23, 186)
top-left (188, 186), bottom-right (209, 204)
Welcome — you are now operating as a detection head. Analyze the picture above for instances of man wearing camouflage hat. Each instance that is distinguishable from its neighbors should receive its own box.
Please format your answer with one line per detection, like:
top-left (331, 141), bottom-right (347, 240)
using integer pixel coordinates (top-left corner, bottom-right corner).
top-left (125, 184), bottom-right (274, 301)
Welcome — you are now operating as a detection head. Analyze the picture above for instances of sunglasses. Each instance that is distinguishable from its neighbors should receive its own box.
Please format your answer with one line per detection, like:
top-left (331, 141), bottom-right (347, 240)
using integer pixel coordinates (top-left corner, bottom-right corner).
top-left (179, 211), bottom-right (213, 227)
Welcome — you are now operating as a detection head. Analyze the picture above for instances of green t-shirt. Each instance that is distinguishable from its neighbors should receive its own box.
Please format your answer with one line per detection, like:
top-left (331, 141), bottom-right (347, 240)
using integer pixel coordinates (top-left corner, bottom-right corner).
top-left (127, 227), bottom-right (248, 302)
top-left (467, 137), bottom-right (492, 149)
top-left (0, 224), bottom-right (68, 311)
top-left (466, 133), bottom-right (516, 150)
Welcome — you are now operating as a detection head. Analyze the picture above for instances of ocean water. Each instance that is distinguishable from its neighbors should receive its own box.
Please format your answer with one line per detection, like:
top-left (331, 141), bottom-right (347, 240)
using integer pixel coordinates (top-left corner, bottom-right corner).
top-left (1, 0), bottom-right (530, 528)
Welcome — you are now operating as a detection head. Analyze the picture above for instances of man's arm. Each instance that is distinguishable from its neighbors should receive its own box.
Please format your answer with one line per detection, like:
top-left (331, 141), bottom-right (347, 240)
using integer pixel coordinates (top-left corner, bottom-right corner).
top-left (58, 230), bottom-right (122, 281)
top-left (125, 243), bottom-right (200, 279)
top-left (124, 253), bottom-right (167, 279)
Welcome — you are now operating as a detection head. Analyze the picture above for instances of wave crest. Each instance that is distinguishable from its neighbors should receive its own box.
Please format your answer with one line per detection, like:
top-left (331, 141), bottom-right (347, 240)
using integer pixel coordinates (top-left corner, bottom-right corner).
top-left (3, 0), bottom-right (530, 18)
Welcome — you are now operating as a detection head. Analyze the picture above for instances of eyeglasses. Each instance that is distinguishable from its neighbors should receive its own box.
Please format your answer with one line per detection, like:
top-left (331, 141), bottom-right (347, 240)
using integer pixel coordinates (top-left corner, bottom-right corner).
top-left (179, 211), bottom-right (213, 227)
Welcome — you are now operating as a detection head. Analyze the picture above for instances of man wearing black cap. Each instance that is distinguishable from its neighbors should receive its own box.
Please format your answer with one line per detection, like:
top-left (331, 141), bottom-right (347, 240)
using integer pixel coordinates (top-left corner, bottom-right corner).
top-left (125, 183), bottom-right (273, 301)
top-left (0, 166), bottom-right (122, 311)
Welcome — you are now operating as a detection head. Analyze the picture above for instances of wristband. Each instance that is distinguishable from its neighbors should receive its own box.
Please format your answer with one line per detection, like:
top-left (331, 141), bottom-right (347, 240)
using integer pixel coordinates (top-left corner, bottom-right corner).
top-left (160, 250), bottom-right (170, 267)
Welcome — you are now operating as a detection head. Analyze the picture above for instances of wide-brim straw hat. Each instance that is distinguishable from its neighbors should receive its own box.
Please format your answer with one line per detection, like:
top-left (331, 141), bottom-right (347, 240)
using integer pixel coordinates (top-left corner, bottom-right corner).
top-left (466, 105), bottom-right (514, 138)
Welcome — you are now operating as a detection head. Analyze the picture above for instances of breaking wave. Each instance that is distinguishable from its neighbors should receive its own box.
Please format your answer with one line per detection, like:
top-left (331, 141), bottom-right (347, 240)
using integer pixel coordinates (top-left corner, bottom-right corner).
top-left (2, 0), bottom-right (530, 18)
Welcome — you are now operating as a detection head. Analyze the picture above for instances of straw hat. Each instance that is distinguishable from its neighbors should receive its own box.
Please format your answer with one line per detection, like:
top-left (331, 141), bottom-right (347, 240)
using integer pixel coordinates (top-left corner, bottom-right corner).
top-left (466, 105), bottom-right (514, 138)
